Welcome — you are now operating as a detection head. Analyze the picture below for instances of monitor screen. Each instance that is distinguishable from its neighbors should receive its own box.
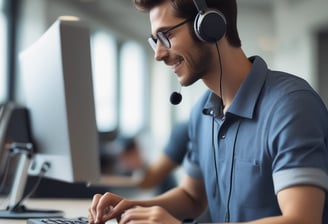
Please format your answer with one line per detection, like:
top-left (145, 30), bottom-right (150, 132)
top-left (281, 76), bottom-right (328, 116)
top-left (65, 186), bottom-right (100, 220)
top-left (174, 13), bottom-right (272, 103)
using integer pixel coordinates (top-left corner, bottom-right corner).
top-left (0, 17), bottom-right (101, 218)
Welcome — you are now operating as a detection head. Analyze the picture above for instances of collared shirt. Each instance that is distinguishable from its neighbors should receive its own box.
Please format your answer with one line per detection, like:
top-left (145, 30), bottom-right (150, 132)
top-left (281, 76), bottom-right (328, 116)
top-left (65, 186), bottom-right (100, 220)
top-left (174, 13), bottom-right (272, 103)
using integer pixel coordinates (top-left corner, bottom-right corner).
top-left (184, 56), bottom-right (328, 223)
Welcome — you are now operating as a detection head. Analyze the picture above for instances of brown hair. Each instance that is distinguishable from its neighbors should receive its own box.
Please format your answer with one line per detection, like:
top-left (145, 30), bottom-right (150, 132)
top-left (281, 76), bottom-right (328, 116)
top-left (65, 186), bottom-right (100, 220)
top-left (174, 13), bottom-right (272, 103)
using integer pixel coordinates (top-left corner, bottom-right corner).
top-left (133, 0), bottom-right (241, 47)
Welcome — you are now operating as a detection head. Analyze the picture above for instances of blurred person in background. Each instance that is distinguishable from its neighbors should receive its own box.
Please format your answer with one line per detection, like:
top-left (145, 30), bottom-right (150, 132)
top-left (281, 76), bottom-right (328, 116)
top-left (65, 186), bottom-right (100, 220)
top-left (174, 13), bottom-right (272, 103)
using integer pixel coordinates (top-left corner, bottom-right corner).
top-left (116, 122), bottom-right (189, 194)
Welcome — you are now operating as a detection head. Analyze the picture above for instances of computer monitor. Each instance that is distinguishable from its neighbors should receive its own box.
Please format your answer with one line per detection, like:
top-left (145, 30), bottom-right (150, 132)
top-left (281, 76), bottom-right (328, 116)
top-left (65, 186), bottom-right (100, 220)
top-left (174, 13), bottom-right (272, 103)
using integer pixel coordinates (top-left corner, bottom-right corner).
top-left (0, 17), bottom-right (101, 218)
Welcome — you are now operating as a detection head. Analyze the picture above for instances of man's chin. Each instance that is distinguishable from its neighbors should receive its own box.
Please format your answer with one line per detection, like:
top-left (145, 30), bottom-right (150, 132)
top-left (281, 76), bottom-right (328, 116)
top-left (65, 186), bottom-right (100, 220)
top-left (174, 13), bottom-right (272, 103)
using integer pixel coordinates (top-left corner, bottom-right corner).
top-left (179, 77), bottom-right (199, 87)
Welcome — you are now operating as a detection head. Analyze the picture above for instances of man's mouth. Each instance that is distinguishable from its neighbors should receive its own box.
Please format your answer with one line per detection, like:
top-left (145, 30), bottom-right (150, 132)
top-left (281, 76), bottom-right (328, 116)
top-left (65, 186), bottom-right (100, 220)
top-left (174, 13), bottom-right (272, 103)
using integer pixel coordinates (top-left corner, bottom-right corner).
top-left (171, 58), bottom-right (184, 73)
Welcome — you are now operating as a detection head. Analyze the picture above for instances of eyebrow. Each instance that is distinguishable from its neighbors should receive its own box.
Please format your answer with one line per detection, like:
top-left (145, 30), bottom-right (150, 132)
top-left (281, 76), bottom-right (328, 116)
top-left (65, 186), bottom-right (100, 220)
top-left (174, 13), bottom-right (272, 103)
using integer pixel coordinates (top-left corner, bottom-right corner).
top-left (157, 25), bottom-right (174, 33)
top-left (151, 25), bottom-right (175, 37)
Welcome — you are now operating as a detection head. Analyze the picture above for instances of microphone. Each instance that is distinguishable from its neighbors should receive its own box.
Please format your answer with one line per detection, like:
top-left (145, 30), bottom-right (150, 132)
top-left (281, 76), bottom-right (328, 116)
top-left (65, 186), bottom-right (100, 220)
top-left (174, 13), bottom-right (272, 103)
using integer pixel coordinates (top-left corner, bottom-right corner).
top-left (170, 91), bottom-right (182, 105)
top-left (202, 108), bottom-right (213, 116)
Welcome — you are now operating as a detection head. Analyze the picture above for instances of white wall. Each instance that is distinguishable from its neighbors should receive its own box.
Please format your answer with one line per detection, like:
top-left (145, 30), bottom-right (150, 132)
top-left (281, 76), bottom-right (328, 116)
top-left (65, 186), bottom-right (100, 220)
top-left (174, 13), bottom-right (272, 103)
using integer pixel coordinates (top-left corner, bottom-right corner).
top-left (272, 0), bottom-right (328, 90)
top-left (238, 3), bottom-right (275, 65)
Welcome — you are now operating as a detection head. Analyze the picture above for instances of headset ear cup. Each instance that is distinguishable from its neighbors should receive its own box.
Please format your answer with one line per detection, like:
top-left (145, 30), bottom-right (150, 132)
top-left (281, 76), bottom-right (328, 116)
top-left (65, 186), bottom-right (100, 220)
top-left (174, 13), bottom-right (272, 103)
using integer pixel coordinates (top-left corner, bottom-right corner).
top-left (193, 13), bottom-right (204, 42)
top-left (194, 10), bottom-right (226, 42)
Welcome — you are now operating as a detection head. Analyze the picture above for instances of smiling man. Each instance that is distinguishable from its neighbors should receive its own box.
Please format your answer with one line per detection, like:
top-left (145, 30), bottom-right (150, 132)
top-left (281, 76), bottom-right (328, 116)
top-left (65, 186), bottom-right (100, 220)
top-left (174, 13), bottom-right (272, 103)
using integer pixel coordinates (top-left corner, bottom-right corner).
top-left (88, 0), bottom-right (328, 223)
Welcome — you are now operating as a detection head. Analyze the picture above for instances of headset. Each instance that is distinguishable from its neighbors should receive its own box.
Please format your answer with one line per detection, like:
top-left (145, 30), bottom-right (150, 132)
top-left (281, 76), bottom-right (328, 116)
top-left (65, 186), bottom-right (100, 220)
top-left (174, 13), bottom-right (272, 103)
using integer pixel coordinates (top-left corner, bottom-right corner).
top-left (192, 0), bottom-right (226, 43)
top-left (171, 0), bottom-right (227, 105)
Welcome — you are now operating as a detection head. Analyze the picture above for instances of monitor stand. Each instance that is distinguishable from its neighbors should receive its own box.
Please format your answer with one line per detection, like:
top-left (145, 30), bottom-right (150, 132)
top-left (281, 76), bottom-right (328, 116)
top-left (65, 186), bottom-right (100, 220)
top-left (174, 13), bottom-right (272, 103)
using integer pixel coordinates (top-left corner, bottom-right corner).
top-left (0, 143), bottom-right (64, 219)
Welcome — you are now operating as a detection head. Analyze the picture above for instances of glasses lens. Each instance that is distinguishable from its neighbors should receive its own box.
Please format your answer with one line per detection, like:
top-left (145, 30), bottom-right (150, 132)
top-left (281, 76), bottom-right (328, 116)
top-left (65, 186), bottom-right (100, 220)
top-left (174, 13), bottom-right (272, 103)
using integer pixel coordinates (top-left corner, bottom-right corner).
top-left (148, 37), bottom-right (157, 51)
top-left (157, 32), bottom-right (171, 48)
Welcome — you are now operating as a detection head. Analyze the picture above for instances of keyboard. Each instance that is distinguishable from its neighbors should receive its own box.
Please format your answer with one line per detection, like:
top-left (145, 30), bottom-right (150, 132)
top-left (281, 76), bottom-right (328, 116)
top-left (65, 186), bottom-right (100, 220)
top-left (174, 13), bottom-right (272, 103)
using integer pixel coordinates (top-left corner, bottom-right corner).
top-left (27, 217), bottom-right (88, 224)
top-left (27, 216), bottom-right (118, 224)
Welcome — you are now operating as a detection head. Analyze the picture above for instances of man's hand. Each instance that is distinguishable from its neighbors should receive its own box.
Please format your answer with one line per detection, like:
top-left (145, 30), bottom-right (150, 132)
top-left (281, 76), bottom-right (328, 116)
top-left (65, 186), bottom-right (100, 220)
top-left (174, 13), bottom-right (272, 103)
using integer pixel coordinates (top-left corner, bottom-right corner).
top-left (88, 192), bottom-right (135, 223)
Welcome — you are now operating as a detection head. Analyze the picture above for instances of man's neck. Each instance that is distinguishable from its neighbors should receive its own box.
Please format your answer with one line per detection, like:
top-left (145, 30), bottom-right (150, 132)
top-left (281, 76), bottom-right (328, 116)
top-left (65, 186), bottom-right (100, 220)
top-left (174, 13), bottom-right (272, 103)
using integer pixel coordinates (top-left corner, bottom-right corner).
top-left (202, 39), bottom-right (251, 112)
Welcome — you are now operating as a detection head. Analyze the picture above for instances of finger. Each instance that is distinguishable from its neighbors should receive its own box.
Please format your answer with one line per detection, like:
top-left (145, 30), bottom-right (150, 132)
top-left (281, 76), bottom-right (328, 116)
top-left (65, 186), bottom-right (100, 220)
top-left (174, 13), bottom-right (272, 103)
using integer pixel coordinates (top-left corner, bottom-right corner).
top-left (98, 205), bottom-right (114, 223)
top-left (88, 194), bottom-right (102, 223)
top-left (96, 192), bottom-right (119, 222)
top-left (104, 196), bottom-right (129, 218)
top-left (87, 212), bottom-right (93, 224)
top-left (119, 207), bottom-right (149, 223)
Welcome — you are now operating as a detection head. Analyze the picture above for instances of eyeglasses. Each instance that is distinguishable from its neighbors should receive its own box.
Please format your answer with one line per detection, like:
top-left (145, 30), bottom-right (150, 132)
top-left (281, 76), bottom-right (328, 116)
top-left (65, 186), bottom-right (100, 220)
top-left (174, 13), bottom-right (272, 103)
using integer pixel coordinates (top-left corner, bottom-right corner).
top-left (148, 18), bottom-right (191, 51)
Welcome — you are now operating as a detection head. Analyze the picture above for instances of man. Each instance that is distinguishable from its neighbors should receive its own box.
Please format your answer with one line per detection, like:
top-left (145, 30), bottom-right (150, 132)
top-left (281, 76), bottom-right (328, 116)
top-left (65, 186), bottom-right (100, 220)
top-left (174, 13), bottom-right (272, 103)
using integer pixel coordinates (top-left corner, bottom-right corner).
top-left (89, 0), bottom-right (328, 223)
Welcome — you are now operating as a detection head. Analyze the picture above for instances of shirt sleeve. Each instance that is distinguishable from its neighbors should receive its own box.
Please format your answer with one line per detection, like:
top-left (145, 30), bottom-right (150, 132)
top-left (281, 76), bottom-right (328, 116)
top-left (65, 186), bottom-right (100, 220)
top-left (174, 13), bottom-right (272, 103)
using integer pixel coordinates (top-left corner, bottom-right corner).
top-left (164, 122), bottom-right (189, 164)
top-left (269, 90), bottom-right (328, 193)
top-left (182, 149), bottom-right (203, 179)
top-left (273, 167), bottom-right (328, 193)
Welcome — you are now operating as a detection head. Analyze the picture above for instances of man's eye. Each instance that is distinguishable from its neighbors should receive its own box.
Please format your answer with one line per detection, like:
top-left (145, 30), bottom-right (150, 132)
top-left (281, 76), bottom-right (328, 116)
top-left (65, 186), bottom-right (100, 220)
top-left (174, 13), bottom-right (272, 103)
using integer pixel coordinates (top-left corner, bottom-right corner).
top-left (166, 31), bottom-right (173, 39)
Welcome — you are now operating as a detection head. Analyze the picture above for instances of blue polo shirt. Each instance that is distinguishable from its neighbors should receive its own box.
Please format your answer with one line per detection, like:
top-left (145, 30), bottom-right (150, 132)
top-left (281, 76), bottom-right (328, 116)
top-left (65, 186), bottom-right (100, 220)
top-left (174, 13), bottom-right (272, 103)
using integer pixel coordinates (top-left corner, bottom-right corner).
top-left (184, 56), bottom-right (328, 223)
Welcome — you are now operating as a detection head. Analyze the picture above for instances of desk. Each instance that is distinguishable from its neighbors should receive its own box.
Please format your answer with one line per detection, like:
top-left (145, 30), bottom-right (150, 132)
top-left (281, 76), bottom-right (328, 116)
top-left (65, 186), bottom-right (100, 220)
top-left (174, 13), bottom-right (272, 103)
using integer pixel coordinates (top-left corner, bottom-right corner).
top-left (0, 198), bottom-right (117, 224)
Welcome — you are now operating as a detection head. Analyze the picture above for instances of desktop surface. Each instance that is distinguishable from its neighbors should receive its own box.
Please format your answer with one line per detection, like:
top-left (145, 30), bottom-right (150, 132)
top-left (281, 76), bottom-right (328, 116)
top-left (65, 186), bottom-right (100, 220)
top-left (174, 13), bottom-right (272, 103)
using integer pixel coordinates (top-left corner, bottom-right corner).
top-left (0, 198), bottom-right (117, 224)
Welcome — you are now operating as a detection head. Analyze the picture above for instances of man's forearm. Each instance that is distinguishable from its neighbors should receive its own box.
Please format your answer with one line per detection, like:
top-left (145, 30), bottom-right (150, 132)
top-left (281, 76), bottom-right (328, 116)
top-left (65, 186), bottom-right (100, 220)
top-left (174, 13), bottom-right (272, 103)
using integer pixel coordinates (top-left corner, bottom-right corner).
top-left (134, 186), bottom-right (206, 220)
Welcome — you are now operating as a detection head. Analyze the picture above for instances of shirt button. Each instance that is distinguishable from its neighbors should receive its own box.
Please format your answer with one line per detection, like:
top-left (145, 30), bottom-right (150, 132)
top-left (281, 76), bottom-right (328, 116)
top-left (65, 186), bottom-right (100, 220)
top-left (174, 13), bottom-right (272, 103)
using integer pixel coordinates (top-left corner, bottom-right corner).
top-left (221, 134), bottom-right (226, 139)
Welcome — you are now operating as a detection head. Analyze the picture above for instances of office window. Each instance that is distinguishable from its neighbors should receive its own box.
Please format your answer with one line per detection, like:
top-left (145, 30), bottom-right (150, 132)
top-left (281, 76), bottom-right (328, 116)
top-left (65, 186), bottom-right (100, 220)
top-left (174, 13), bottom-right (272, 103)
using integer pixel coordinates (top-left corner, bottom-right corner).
top-left (91, 31), bottom-right (118, 132)
top-left (0, 0), bottom-right (7, 103)
top-left (119, 41), bottom-right (146, 136)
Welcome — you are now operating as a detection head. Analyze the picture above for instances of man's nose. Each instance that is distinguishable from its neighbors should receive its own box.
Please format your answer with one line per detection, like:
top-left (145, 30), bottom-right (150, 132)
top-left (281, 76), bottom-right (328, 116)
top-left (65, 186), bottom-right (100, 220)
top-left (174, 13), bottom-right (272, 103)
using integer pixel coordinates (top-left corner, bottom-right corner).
top-left (154, 42), bottom-right (169, 61)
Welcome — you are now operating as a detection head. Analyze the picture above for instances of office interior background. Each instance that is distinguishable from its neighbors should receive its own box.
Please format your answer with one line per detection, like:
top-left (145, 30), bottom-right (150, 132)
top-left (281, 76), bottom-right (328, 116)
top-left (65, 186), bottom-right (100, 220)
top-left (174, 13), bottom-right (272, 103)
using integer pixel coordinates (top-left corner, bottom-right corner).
top-left (0, 0), bottom-right (328, 190)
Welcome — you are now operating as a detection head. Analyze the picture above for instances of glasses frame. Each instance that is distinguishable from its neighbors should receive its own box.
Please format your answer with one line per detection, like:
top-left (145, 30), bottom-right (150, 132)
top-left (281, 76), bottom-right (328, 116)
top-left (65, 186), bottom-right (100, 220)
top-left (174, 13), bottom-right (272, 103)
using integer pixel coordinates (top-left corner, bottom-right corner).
top-left (148, 18), bottom-right (192, 51)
